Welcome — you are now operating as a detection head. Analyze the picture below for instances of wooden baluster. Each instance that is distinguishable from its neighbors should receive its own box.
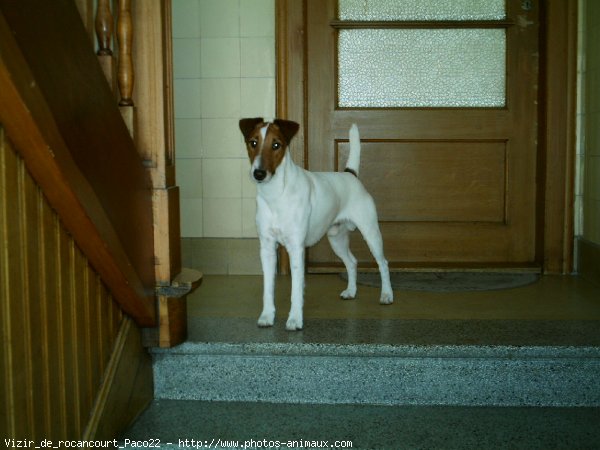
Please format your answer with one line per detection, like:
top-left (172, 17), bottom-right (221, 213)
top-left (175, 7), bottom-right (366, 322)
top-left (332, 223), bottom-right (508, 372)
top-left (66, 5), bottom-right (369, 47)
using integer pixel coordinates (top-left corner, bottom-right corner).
top-left (117, 0), bottom-right (134, 107)
top-left (95, 0), bottom-right (113, 56)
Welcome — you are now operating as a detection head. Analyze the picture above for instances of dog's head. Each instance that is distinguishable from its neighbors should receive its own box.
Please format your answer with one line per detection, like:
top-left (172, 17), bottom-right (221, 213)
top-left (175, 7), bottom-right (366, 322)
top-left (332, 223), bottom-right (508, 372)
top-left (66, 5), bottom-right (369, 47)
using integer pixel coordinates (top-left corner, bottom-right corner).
top-left (239, 118), bottom-right (299, 184)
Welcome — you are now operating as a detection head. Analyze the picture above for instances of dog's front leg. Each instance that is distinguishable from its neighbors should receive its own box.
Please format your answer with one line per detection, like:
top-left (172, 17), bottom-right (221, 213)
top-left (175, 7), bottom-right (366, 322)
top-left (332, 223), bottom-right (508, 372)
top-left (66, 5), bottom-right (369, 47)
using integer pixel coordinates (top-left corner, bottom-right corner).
top-left (258, 238), bottom-right (277, 327)
top-left (286, 244), bottom-right (305, 331)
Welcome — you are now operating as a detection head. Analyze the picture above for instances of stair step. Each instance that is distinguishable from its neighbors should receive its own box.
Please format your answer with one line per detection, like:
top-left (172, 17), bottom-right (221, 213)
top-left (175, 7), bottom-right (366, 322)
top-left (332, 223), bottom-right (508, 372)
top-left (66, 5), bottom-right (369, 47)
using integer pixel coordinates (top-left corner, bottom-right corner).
top-left (153, 318), bottom-right (600, 407)
top-left (120, 400), bottom-right (600, 449)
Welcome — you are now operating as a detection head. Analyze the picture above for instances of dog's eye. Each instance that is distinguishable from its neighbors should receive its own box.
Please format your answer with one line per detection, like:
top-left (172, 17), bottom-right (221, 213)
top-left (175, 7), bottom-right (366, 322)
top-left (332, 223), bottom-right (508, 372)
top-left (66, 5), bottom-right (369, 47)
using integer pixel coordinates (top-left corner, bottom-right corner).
top-left (272, 142), bottom-right (281, 150)
top-left (249, 140), bottom-right (258, 148)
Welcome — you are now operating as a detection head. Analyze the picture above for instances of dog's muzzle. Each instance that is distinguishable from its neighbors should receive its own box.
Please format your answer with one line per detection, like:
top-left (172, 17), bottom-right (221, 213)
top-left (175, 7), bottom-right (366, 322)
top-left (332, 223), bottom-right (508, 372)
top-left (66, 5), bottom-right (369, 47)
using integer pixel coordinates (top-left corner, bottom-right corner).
top-left (253, 169), bottom-right (267, 181)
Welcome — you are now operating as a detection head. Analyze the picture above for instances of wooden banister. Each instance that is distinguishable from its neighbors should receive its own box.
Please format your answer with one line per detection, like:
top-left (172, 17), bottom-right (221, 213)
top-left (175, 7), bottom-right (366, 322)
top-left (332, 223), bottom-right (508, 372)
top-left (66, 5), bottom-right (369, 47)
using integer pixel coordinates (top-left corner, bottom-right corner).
top-left (76, 0), bottom-right (196, 346)
top-left (0, 1), bottom-right (156, 327)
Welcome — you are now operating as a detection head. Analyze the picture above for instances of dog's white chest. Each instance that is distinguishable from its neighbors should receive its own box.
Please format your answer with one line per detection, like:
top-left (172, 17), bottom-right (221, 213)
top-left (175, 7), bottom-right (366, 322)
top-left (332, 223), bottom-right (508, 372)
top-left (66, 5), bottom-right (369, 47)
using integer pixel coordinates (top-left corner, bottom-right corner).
top-left (256, 199), bottom-right (291, 244)
top-left (268, 221), bottom-right (286, 243)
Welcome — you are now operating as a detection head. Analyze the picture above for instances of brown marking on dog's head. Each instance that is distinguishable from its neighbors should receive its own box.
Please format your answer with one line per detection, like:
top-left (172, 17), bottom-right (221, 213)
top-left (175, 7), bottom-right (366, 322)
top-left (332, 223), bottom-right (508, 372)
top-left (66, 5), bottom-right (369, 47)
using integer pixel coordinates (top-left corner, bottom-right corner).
top-left (239, 118), bottom-right (299, 183)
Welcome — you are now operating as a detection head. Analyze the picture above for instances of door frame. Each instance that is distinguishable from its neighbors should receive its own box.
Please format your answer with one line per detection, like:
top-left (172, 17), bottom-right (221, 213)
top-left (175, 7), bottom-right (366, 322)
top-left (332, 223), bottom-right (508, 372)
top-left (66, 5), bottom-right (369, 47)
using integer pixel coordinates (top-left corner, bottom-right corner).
top-left (275, 0), bottom-right (577, 274)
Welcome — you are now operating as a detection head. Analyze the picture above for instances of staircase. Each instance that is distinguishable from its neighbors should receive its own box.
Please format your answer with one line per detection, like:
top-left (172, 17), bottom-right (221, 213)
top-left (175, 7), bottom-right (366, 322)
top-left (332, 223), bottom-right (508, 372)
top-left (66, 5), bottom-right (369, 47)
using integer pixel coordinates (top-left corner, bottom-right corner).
top-left (121, 316), bottom-right (600, 449)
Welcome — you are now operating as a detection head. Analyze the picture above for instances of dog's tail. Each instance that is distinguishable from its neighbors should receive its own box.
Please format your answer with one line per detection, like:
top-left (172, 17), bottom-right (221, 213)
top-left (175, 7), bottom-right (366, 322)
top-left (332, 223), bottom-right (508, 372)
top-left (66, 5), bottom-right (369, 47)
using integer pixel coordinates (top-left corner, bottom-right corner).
top-left (345, 123), bottom-right (361, 177)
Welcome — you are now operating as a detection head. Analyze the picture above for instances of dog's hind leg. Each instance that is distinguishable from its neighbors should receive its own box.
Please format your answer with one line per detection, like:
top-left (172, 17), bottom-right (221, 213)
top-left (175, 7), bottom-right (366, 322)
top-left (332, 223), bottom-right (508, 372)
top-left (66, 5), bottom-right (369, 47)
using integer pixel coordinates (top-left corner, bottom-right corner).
top-left (354, 205), bottom-right (394, 305)
top-left (363, 226), bottom-right (394, 304)
top-left (327, 225), bottom-right (357, 299)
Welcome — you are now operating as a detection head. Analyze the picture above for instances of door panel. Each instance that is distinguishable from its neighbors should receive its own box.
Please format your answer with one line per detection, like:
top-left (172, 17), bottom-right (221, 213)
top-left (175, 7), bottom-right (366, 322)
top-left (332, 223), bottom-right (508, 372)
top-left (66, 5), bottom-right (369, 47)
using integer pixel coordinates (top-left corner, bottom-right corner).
top-left (306, 0), bottom-right (539, 269)
top-left (336, 141), bottom-right (507, 223)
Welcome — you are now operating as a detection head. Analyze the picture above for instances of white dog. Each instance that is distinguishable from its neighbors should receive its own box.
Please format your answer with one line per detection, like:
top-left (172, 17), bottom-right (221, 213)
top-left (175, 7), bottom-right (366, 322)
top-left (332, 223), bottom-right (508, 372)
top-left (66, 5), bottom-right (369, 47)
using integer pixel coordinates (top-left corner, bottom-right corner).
top-left (239, 118), bottom-right (393, 330)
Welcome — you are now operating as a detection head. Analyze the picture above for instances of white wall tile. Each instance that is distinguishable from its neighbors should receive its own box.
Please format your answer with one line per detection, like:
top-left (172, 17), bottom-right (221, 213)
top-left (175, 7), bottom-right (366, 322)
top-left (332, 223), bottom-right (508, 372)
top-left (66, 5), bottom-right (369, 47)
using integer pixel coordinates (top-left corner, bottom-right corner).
top-left (241, 160), bottom-right (257, 198)
top-left (200, 0), bottom-right (240, 37)
top-left (180, 198), bottom-right (203, 237)
top-left (202, 118), bottom-right (245, 158)
top-left (172, 0), bottom-right (201, 38)
top-left (202, 158), bottom-right (242, 198)
top-left (201, 78), bottom-right (241, 118)
top-left (173, 0), bottom-right (275, 239)
top-left (241, 0), bottom-right (275, 37)
top-left (241, 78), bottom-right (275, 118)
top-left (173, 38), bottom-right (201, 78)
top-left (588, 70), bottom-right (600, 114)
top-left (174, 79), bottom-right (202, 118)
top-left (583, 198), bottom-right (600, 243)
top-left (200, 38), bottom-right (241, 78)
top-left (581, 0), bottom-right (600, 244)
top-left (175, 118), bottom-right (203, 158)
top-left (587, 155), bottom-right (600, 201)
top-left (588, 112), bottom-right (600, 154)
top-left (241, 37), bottom-right (275, 77)
top-left (177, 158), bottom-right (203, 199)
top-left (242, 198), bottom-right (258, 238)
top-left (203, 198), bottom-right (242, 237)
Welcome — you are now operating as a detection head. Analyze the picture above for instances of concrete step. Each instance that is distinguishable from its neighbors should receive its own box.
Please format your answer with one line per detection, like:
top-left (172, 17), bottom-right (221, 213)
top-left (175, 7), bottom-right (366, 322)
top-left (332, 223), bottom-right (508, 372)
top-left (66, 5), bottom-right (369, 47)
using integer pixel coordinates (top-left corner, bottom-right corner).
top-left (120, 399), bottom-right (600, 449)
top-left (152, 318), bottom-right (600, 407)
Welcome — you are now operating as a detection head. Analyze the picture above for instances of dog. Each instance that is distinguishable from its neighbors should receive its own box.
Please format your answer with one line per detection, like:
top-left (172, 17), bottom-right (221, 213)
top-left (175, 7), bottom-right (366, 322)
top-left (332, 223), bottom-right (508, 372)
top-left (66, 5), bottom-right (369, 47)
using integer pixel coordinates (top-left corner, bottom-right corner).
top-left (239, 118), bottom-right (393, 330)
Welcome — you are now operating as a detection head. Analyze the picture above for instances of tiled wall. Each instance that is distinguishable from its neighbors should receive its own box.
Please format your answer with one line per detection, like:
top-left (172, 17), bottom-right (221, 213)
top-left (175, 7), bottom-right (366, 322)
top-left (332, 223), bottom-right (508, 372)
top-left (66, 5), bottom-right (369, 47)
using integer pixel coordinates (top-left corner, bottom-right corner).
top-left (172, 0), bottom-right (275, 240)
top-left (580, 0), bottom-right (600, 245)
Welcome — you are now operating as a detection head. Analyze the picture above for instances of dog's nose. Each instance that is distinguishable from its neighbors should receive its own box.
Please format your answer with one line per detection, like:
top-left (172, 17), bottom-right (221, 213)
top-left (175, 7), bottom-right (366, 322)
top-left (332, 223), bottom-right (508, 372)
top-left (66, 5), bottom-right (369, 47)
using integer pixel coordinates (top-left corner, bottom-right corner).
top-left (253, 169), bottom-right (267, 181)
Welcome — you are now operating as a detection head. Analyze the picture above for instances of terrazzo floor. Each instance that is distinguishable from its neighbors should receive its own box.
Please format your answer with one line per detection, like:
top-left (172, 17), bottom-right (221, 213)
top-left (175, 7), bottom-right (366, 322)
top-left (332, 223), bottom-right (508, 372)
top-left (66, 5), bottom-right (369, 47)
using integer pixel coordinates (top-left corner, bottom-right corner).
top-left (189, 274), bottom-right (600, 321)
top-left (121, 274), bottom-right (600, 449)
top-left (122, 400), bottom-right (600, 449)
top-left (187, 274), bottom-right (600, 345)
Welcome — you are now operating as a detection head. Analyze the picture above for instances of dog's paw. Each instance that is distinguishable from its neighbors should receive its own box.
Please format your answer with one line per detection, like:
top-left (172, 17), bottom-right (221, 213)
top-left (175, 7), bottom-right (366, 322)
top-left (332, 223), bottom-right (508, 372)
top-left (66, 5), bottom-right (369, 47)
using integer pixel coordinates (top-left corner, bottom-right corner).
top-left (285, 315), bottom-right (303, 331)
top-left (379, 291), bottom-right (394, 305)
top-left (257, 311), bottom-right (275, 327)
top-left (340, 288), bottom-right (356, 300)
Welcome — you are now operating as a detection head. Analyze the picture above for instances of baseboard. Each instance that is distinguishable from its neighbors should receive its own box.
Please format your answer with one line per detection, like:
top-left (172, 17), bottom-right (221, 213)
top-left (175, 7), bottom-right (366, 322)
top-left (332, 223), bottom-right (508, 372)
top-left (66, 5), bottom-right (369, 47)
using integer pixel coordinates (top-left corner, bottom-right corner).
top-left (83, 317), bottom-right (154, 439)
top-left (181, 238), bottom-right (261, 275)
top-left (577, 237), bottom-right (600, 286)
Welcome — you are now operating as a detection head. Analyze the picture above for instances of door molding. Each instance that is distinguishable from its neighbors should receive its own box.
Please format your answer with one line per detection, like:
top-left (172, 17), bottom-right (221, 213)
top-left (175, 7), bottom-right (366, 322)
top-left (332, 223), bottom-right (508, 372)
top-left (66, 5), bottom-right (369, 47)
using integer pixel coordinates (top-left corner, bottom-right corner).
top-left (539, 0), bottom-right (577, 274)
top-left (276, 0), bottom-right (577, 274)
top-left (275, 0), bottom-right (306, 274)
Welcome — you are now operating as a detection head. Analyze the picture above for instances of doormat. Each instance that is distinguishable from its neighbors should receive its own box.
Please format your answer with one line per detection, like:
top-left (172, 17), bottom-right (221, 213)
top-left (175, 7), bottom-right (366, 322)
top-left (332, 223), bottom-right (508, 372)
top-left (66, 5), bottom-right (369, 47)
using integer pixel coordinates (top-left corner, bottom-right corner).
top-left (340, 272), bottom-right (540, 292)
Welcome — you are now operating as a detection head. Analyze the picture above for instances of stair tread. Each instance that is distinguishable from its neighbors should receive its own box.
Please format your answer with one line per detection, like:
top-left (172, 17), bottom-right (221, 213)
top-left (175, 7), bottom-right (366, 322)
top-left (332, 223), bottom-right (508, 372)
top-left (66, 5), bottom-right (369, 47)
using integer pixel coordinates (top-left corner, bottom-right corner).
top-left (154, 339), bottom-right (600, 359)
top-left (183, 317), bottom-right (600, 348)
top-left (152, 318), bottom-right (600, 407)
top-left (121, 400), bottom-right (600, 449)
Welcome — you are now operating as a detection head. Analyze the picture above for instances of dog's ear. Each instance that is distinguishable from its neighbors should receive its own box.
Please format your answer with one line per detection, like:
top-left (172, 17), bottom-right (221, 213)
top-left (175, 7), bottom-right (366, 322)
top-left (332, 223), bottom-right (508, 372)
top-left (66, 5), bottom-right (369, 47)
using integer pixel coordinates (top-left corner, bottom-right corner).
top-left (239, 117), bottom-right (264, 140)
top-left (273, 119), bottom-right (299, 145)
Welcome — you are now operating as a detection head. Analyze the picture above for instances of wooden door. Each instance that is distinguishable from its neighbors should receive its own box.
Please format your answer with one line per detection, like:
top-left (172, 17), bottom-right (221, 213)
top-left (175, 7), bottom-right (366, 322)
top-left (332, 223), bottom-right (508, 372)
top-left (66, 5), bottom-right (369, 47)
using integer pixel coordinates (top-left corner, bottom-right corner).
top-left (305, 0), bottom-right (540, 270)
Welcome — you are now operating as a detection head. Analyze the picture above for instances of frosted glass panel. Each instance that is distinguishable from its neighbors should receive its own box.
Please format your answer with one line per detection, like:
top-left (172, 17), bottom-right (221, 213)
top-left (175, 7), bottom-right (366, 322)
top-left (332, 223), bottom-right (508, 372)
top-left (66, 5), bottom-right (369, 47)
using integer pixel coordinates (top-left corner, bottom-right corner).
top-left (338, 29), bottom-right (506, 107)
top-left (339, 0), bottom-right (506, 21)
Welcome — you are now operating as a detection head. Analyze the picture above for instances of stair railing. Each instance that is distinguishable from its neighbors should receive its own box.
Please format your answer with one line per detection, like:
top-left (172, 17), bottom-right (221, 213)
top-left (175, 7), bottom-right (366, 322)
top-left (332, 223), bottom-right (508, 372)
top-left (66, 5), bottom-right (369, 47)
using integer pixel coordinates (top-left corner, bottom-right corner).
top-left (93, 0), bottom-right (136, 135)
